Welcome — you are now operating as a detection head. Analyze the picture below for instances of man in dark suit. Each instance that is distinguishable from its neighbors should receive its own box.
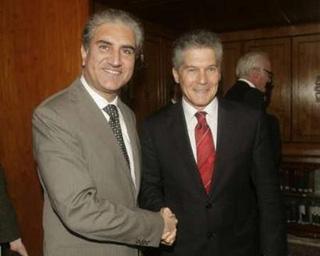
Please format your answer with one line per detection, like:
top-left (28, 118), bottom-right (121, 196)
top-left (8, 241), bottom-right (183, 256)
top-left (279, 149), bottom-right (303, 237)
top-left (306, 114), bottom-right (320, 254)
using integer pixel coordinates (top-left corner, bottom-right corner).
top-left (139, 30), bottom-right (286, 256)
top-left (0, 165), bottom-right (28, 256)
top-left (224, 51), bottom-right (282, 166)
top-left (32, 9), bottom-right (176, 256)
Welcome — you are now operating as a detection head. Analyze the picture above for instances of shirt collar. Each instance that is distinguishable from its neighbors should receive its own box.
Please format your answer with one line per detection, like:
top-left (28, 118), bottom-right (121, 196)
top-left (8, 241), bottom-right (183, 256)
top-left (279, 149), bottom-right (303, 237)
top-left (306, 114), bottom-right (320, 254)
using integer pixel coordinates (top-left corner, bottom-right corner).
top-left (80, 75), bottom-right (118, 109)
top-left (182, 96), bottom-right (218, 122)
top-left (238, 78), bottom-right (256, 89)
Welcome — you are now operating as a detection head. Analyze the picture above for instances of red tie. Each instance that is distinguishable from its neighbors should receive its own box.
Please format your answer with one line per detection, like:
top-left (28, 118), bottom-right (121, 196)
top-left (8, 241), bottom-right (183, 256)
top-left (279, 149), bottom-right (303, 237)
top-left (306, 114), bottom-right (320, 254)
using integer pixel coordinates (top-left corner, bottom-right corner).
top-left (195, 111), bottom-right (216, 193)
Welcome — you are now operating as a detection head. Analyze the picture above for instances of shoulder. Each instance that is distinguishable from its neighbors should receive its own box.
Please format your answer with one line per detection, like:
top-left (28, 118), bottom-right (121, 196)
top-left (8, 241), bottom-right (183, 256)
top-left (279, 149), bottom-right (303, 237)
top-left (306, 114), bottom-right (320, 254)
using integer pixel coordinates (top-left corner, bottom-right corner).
top-left (144, 102), bottom-right (179, 124)
top-left (225, 80), bottom-right (250, 98)
top-left (230, 80), bottom-right (250, 89)
top-left (34, 79), bottom-right (81, 114)
top-left (31, 80), bottom-right (87, 139)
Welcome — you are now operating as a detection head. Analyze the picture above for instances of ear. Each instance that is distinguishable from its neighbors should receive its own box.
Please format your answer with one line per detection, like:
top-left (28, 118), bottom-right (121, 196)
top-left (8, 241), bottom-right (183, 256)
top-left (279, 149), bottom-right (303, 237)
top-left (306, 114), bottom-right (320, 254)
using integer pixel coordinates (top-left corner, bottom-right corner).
top-left (172, 68), bottom-right (180, 84)
top-left (81, 45), bottom-right (87, 67)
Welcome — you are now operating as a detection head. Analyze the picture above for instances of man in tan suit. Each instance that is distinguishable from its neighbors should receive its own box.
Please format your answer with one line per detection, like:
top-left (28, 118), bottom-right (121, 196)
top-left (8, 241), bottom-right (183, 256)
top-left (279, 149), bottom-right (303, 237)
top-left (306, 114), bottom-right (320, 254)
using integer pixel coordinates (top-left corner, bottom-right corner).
top-left (32, 9), bottom-right (177, 256)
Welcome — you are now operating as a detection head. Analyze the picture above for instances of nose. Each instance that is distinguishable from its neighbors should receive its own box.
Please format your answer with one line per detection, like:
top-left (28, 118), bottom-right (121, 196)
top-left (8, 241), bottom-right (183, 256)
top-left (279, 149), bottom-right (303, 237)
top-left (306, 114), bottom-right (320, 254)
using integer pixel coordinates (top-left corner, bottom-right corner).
top-left (108, 49), bottom-right (121, 67)
top-left (199, 70), bottom-right (208, 85)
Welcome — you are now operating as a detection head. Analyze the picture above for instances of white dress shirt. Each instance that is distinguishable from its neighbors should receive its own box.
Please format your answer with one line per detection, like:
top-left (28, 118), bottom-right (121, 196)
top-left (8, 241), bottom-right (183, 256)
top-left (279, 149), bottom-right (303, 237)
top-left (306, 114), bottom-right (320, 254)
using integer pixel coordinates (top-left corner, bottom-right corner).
top-left (239, 78), bottom-right (257, 88)
top-left (182, 97), bottom-right (218, 162)
top-left (80, 76), bottom-right (136, 186)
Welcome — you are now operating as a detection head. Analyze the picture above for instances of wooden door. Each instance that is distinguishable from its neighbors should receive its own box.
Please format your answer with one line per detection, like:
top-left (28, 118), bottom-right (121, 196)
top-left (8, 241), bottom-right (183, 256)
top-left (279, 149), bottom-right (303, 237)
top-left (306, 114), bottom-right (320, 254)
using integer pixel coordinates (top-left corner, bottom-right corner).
top-left (221, 41), bottom-right (243, 95)
top-left (0, 0), bottom-right (90, 255)
top-left (292, 34), bottom-right (320, 142)
top-left (128, 33), bottom-right (173, 125)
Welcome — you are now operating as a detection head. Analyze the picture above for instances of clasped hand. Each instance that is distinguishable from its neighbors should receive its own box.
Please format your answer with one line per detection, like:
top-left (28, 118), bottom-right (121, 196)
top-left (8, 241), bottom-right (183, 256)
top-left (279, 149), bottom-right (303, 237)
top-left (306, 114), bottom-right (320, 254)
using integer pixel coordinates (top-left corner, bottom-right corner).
top-left (160, 207), bottom-right (178, 246)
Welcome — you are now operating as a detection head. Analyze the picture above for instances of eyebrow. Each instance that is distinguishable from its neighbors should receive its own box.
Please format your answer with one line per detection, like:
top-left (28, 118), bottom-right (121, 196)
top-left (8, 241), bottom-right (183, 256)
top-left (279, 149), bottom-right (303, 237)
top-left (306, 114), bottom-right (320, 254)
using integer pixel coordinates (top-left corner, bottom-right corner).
top-left (183, 64), bottom-right (218, 68)
top-left (96, 40), bottom-right (136, 52)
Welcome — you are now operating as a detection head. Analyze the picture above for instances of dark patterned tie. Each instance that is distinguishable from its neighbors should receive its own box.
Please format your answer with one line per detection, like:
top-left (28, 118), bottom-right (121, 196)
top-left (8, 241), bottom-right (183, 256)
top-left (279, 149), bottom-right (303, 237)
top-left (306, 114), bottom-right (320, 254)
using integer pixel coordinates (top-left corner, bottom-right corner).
top-left (195, 111), bottom-right (216, 193)
top-left (104, 104), bottom-right (130, 168)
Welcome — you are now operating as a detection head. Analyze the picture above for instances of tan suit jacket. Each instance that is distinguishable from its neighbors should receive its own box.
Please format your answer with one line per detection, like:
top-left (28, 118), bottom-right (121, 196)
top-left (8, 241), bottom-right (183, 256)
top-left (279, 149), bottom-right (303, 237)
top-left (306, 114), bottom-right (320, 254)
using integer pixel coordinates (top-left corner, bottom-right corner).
top-left (32, 79), bottom-right (163, 256)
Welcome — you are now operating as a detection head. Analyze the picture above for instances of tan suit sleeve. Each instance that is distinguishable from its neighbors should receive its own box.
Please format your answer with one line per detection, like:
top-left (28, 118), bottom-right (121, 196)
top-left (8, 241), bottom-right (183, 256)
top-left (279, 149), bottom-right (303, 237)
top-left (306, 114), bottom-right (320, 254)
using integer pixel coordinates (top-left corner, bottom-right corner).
top-left (32, 106), bottom-right (163, 247)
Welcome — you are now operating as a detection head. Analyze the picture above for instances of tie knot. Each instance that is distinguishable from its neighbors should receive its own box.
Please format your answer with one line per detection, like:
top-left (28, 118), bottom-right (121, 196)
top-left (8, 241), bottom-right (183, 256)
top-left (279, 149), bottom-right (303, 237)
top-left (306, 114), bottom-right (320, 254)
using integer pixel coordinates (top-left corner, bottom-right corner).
top-left (104, 104), bottom-right (119, 120)
top-left (195, 111), bottom-right (208, 126)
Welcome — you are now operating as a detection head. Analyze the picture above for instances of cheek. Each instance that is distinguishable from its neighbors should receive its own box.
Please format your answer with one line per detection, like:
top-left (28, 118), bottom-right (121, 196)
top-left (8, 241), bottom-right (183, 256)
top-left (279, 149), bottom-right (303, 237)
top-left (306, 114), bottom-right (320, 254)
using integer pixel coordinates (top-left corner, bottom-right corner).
top-left (125, 58), bottom-right (135, 68)
top-left (181, 75), bottom-right (196, 86)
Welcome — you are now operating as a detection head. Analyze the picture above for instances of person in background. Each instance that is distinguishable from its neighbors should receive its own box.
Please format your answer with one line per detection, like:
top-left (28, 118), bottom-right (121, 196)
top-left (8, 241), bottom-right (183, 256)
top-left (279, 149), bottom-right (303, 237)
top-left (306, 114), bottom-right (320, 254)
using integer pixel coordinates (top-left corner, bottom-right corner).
top-left (224, 51), bottom-right (282, 166)
top-left (224, 51), bottom-right (272, 110)
top-left (0, 164), bottom-right (28, 256)
top-left (32, 9), bottom-right (176, 256)
top-left (139, 30), bottom-right (287, 256)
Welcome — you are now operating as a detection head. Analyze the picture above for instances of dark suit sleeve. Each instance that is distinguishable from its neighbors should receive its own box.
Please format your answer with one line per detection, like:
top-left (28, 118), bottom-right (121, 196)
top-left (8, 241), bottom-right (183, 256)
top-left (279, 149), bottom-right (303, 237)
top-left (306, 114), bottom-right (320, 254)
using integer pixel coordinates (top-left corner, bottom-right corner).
top-left (265, 114), bottom-right (282, 167)
top-left (0, 165), bottom-right (20, 243)
top-left (138, 122), bottom-right (165, 211)
top-left (251, 115), bottom-right (287, 256)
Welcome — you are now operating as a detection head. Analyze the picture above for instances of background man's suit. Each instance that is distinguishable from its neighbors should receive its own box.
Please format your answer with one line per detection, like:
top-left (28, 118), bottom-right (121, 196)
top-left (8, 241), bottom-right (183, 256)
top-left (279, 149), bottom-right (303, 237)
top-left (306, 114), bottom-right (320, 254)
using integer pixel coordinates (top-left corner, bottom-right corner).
top-left (225, 79), bottom-right (282, 166)
top-left (33, 79), bottom-right (163, 256)
top-left (224, 80), bottom-right (265, 110)
top-left (139, 99), bottom-right (286, 256)
top-left (0, 165), bottom-right (20, 244)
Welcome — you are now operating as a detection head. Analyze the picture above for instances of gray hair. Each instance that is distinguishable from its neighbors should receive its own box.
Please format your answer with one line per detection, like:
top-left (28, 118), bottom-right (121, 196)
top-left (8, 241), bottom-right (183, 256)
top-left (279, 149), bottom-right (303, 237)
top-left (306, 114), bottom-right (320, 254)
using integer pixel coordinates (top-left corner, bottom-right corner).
top-left (236, 51), bottom-right (270, 78)
top-left (172, 30), bottom-right (223, 69)
top-left (82, 9), bottom-right (144, 57)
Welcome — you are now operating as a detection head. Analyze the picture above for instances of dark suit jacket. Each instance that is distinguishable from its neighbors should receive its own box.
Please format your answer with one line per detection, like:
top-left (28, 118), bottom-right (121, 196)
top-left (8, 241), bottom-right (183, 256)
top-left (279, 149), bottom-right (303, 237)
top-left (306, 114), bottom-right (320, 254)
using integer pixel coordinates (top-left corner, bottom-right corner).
top-left (0, 165), bottom-right (20, 244)
top-left (139, 99), bottom-right (287, 256)
top-left (224, 80), bottom-right (282, 167)
top-left (224, 80), bottom-right (266, 111)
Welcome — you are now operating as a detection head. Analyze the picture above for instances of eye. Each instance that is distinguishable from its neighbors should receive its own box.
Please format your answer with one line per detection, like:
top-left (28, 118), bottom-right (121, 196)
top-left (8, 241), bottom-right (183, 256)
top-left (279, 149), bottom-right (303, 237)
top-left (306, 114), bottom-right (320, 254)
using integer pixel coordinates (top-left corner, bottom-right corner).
top-left (122, 47), bottom-right (135, 56)
top-left (208, 66), bottom-right (217, 72)
top-left (187, 67), bottom-right (197, 72)
top-left (98, 44), bottom-right (110, 51)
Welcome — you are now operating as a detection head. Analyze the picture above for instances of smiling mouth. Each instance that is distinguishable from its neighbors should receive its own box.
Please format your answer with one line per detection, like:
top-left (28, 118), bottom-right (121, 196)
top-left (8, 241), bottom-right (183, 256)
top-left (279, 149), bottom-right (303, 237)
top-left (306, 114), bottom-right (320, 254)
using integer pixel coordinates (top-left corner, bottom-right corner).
top-left (194, 88), bottom-right (209, 93)
top-left (102, 68), bottom-right (122, 75)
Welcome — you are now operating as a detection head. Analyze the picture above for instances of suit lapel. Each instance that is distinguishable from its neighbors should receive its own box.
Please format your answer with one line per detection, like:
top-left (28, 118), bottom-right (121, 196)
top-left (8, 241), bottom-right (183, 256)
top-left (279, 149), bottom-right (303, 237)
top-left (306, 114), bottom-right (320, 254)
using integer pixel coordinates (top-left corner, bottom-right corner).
top-left (118, 100), bottom-right (141, 193)
top-left (69, 80), bottom-right (137, 196)
top-left (208, 99), bottom-right (235, 199)
top-left (168, 103), bottom-right (208, 195)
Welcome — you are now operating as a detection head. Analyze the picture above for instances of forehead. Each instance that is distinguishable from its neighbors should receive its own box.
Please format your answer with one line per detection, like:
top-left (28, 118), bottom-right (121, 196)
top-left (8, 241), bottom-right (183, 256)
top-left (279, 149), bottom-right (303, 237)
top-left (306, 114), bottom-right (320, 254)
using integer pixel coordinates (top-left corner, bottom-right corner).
top-left (91, 22), bottom-right (136, 47)
top-left (180, 47), bottom-right (217, 66)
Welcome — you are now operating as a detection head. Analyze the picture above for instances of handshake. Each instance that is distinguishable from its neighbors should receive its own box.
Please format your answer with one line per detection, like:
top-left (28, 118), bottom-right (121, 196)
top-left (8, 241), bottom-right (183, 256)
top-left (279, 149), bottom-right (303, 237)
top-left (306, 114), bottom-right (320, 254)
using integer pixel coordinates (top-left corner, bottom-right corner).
top-left (160, 207), bottom-right (178, 246)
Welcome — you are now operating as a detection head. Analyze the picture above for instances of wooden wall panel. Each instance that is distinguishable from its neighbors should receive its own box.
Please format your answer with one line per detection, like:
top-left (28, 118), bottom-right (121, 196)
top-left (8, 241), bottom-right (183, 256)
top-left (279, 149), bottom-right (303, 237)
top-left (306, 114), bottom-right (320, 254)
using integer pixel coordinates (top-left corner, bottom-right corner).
top-left (0, 0), bottom-right (90, 255)
top-left (221, 42), bottom-right (243, 95)
top-left (130, 35), bottom-right (162, 124)
top-left (292, 34), bottom-right (320, 142)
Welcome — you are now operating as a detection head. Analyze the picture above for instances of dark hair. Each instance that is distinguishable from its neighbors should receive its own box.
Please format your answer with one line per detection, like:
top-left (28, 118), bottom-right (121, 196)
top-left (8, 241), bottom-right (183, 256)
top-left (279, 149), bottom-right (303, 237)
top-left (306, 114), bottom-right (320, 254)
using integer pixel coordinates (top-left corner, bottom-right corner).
top-left (82, 9), bottom-right (144, 57)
